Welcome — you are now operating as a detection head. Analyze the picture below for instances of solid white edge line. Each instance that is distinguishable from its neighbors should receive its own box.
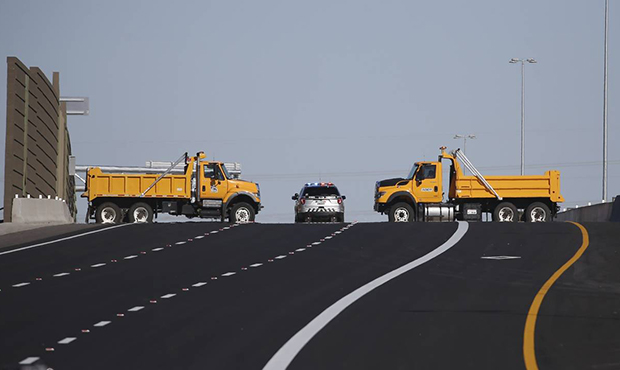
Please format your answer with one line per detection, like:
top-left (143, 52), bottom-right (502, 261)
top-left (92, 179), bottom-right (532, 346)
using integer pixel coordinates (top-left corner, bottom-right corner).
top-left (19, 357), bottom-right (39, 365)
top-left (0, 224), bottom-right (130, 257)
top-left (262, 221), bottom-right (469, 370)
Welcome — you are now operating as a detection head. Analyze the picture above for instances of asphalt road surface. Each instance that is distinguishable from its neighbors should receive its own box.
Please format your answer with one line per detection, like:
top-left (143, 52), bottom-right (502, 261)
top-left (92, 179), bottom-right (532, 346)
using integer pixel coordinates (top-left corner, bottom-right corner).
top-left (0, 221), bottom-right (618, 370)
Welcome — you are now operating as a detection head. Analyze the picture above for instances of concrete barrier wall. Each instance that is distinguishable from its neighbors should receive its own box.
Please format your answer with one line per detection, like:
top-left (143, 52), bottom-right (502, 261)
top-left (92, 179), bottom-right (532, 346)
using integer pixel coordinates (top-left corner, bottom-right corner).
top-left (11, 197), bottom-right (73, 224)
top-left (555, 197), bottom-right (619, 222)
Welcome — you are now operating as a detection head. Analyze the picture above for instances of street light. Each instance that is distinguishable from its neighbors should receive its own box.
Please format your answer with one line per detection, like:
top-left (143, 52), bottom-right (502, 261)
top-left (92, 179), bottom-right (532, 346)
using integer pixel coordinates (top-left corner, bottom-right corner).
top-left (509, 57), bottom-right (537, 175)
top-left (603, 0), bottom-right (609, 202)
top-left (453, 134), bottom-right (476, 154)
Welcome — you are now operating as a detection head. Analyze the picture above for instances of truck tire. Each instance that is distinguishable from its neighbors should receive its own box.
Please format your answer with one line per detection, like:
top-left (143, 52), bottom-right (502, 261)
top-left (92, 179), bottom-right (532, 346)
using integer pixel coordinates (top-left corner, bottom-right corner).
top-left (493, 202), bottom-right (518, 222)
top-left (229, 202), bottom-right (255, 224)
top-left (389, 202), bottom-right (415, 222)
top-left (95, 202), bottom-right (122, 224)
top-left (128, 202), bottom-right (153, 223)
top-left (525, 202), bottom-right (551, 222)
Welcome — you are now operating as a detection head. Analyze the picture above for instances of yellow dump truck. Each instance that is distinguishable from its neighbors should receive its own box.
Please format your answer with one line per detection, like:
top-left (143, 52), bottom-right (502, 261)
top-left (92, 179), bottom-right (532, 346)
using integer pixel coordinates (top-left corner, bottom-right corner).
top-left (82, 152), bottom-right (261, 224)
top-left (374, 147), bottom-right (564, 222)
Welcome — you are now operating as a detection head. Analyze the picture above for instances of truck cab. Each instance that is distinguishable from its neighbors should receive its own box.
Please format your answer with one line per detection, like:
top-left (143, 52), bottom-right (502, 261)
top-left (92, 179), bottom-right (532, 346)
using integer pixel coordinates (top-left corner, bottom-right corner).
top-left (197, 159), bottom-right (262, 223)
top-left (374, 161), bottom-right (445, 222)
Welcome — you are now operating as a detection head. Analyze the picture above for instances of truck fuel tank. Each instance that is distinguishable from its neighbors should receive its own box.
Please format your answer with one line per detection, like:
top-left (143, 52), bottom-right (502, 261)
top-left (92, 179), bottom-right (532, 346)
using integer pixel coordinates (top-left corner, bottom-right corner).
top-left (421, 204), bottom-right (455, 222)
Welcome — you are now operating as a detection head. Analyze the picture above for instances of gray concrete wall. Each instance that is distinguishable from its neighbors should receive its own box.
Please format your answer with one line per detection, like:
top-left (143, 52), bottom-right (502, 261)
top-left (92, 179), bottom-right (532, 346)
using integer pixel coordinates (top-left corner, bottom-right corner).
top-left (11, 197), bottom-right (73, 224)
top-left (555, 197), bottom-right (619, 222)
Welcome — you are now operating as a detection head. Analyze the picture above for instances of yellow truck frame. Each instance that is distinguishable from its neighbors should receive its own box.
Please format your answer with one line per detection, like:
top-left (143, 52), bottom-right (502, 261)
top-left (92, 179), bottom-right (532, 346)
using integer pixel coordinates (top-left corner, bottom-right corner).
top-left (374, 147), bottom-right (564, 222)
top-left (83, 152), bottom-right (262, 224)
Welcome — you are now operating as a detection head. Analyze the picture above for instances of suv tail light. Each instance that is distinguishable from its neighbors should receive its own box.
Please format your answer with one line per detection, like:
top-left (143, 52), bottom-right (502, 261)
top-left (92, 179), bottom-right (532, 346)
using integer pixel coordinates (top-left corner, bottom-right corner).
top-left (337, 198), bottom-right (342, 204)
top-left (300, 198), bottom-right (306, 205)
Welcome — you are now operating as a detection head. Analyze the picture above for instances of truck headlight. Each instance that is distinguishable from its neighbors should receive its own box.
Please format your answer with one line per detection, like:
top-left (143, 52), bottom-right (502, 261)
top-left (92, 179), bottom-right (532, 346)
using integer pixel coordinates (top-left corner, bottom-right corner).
top-left (375, 191), bottom-right (386, 200)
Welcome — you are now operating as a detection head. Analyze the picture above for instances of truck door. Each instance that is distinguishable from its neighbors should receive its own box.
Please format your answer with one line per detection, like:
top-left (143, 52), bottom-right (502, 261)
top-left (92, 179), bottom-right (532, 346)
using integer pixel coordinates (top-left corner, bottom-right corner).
top-left (200, 163), bottom-right (229, 206)
top-left (414, 163), bottom-right (443, 203)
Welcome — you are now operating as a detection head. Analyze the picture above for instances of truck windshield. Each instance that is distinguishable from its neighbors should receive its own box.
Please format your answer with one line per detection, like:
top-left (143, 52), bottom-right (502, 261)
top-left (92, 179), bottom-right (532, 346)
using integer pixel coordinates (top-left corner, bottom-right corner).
top-left (220, 164), bottom-right (230, 180)
top-left (406, 164), bottom-right (419, 180)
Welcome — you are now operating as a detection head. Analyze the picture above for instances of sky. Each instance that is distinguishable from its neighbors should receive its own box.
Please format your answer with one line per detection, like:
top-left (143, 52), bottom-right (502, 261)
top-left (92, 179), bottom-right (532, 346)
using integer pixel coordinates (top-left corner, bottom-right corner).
top-left (0, 0), bottom-right (618, 223)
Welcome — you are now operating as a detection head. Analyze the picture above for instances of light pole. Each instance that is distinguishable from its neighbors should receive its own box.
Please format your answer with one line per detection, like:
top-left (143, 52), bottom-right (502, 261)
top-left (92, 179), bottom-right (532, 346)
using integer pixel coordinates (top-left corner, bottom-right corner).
top-left (603, 0), bottom-right (609, 202)
top-left (454, 134), bottom-right (476, 154)
top-left (509, 57), bottom-right (537, 175)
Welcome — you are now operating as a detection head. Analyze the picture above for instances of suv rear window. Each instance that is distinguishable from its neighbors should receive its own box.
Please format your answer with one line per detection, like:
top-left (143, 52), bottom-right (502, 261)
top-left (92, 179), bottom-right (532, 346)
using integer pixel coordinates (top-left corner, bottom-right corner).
top-left (302, 187), bottom-right (340, 197)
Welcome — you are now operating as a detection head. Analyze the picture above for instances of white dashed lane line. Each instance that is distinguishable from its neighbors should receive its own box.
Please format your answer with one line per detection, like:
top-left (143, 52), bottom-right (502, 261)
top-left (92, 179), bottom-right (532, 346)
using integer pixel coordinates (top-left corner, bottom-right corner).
top-left (275, 255), bottom-right (287, 260)
top-left (312, 242), bottom-right (321, 246)
top-left (19, 357), bottom-right (39, 365)
top-left (152, 247), bottom-right (164, 252)
top-left (222, 272), bottom-right (236, 277)
top-left (91, 263), bottom-right (106, 268)
top-left (175, 241), bottom-right (186, 245)
top-left (161, 293), bottom-right (176, 299)
top-left (249, 263), bottom-right (263, 268)
top-left (57, 337), bottom-right (76, 345)
top-left (124, 255), bottom-right (138, 260)
top-left (195, 236), bottom-right (204, 239)
top-left (295, 248), bottom-right (306, 252)
top-left (192, 282), bottom-right (207, 287)
top-left (12, 282), bottom-right (30, 288)
top-left (128, 306), bottom-right (144, 312)
top-left (53, 272), bottom-right (70, 277)
top-left (210, 231), bottom-right (219, 234)
top-left (93, 321), bottom-right (111, 327)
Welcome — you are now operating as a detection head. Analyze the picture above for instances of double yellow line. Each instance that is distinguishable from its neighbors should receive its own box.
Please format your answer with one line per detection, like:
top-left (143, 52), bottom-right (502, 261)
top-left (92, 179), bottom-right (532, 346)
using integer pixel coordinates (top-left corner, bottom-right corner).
top-left (523, 222), bottom-right (590, 369)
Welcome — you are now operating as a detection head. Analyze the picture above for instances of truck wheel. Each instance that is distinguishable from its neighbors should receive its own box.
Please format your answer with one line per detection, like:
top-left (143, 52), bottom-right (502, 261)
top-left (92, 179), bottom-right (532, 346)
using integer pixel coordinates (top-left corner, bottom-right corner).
top-left (128, 202), bottom-right (153, 223)
top-left (389, 202), bottom-right (414, 222)
top-left (230, 202), bottom-right (255, 223)
top-left (493, 202), bottom-right (518, 222)
top-left (95, 202), bottom-right (122, 224)
top-left (525, 202), bottom-right (551, 222)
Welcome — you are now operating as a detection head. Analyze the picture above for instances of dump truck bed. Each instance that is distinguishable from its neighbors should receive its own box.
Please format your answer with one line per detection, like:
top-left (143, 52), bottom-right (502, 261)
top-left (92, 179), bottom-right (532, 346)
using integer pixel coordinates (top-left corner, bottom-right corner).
top-left (451, 170), bottom-right (564, 202)
top-left (84, 167), bottom-right (191, 202)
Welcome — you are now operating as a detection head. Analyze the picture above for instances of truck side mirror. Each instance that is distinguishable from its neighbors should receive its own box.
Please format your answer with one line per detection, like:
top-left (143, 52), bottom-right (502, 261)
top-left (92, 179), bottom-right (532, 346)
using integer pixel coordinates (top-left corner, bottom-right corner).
top-left (292, 193), bottom-right (299, 200)
top-left (341, 195), bottom-right (346, 200)
top-left (415, 171), bottom-right (424, 181)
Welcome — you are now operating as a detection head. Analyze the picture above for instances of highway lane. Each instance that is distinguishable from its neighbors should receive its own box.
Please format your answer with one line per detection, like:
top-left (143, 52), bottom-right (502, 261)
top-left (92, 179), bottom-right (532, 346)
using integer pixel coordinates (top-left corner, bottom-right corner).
top-left (0, 222), bottom-right (346, 369)
top-left (0, 221), bottom-right (617, 369)
top-left (286, 222), bottom-right (584, 370)
top-left (536, 222), bottom-right (620, 369)
top-left (0, 222), bottom-right (457, 369)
